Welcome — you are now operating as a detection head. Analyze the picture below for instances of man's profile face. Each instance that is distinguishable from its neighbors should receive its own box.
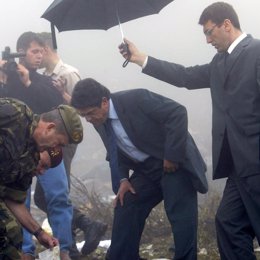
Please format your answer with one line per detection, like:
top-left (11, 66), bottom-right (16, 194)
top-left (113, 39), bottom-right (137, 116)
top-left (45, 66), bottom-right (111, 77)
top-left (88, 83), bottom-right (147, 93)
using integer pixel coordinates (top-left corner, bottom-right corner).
top-left (203, 20), bottom-right (230, 53)
top-left (39, 46), bottom-right (49, 69)
top-left (36, 125), bottom-right (69, 152)
top-left (20, 41), bottom-right (44, 70)
top-left (77, 97), bottom-right (109, 126)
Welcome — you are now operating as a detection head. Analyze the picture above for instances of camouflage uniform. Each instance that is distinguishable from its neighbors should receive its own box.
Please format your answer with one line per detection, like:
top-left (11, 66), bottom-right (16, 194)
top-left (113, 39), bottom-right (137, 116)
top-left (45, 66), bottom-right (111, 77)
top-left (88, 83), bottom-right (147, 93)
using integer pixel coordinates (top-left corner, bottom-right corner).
top-left (0, 98), bottom-right (39, 260)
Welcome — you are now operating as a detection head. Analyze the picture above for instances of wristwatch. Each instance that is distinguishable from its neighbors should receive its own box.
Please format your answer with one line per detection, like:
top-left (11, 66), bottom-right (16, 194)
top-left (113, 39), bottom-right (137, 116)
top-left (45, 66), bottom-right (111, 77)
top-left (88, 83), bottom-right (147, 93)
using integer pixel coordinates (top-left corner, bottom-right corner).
top-left (33, 227), bottom-right (44, 238)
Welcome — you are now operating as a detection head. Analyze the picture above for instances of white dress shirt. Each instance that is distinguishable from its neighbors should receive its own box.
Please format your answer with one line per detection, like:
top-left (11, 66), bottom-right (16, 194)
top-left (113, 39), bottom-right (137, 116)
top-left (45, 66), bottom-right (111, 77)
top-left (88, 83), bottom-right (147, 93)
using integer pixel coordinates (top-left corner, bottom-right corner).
top-left (227, 32), bottom-right (247, 54)
top-left (43, 59), bottom-right (80, 95)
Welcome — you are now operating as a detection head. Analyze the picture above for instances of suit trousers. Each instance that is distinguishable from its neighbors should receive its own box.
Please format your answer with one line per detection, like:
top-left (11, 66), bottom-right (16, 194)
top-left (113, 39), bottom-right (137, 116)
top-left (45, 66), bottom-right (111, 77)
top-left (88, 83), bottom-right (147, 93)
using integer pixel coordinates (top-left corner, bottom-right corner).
top-left (108, 156), bottom-right (198, 260)
top-left (216, 174), bottom-right (260, 260)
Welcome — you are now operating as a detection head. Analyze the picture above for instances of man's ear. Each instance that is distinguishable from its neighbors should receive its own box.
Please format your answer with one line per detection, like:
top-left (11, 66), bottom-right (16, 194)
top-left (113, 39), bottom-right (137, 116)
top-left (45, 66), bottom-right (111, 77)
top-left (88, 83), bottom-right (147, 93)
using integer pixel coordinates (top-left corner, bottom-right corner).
top-left (102, 97), bottom-right (109, 106)
top-left (43, 46), bottom-right (49, 54)
top-left (46, 122), bottom-right (56, 131)
top-left (223, 19), bottom-right (232, 32)
top-left (101, 97), bottom-right (109, 111)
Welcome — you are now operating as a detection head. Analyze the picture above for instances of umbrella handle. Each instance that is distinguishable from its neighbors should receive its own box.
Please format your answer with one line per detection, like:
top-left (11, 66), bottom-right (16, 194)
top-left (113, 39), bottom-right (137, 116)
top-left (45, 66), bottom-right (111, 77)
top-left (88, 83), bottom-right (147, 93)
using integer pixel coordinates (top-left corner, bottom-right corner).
top-left (122, 58), bottom-right (129, 68)
top-left (120, 42), bottom-right (131, 67)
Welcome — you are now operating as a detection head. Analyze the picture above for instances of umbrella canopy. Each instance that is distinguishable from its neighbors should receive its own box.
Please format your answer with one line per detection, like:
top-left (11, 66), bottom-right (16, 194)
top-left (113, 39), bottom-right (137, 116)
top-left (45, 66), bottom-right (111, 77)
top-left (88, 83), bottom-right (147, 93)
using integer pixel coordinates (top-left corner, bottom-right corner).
top-left (42, 0), bottom-right (174, 32)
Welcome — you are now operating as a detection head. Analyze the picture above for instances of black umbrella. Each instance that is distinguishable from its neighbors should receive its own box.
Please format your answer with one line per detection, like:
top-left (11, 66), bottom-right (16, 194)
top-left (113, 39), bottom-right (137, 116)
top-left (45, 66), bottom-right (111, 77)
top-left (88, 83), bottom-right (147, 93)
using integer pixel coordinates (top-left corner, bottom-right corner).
top-left (41, 0), bottom-right (174, 66)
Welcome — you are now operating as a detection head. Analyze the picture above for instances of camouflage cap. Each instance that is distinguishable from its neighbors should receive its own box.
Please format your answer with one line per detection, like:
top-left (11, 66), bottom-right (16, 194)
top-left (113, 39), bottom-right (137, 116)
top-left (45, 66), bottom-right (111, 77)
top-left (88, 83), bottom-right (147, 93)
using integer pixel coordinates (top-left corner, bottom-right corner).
top-left (57, 105), bottom-right (83, 144)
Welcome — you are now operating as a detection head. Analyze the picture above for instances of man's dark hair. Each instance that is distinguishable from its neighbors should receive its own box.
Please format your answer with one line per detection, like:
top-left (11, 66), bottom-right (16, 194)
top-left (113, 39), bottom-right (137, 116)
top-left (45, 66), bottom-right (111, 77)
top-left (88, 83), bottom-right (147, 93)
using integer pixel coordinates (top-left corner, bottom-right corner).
top-left (71, 78), bottom-right (111, 108)
top-left (37, 32), bottom-right (56, 51)
top-left (16, 31), bottom-right (45, 51)
top-left (199, 2), bottom-right (241, 30)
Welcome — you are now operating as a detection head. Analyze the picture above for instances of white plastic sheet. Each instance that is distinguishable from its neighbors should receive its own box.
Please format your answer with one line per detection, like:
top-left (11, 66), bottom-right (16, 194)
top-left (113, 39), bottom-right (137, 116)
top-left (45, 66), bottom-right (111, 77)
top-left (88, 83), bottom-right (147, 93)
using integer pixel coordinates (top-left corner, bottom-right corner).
top-left (38, 246), bottom-right (60, 260)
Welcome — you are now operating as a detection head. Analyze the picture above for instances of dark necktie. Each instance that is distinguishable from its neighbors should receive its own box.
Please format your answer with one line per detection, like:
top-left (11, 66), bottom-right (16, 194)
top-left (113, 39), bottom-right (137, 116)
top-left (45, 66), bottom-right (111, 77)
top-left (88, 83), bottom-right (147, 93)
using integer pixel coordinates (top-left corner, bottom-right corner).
top-left (224, 51), bottom-right (229, 66)
top-left (105, 119), bottom-right (121, 194)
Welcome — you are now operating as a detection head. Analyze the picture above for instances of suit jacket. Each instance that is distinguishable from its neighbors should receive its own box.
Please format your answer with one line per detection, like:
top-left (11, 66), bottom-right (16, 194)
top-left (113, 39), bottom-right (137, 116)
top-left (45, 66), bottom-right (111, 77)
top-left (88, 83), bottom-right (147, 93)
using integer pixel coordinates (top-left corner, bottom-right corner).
top-left (97, 88), bottom-right (208, 194)
top-left (143, 35), bottom-right (260, 179)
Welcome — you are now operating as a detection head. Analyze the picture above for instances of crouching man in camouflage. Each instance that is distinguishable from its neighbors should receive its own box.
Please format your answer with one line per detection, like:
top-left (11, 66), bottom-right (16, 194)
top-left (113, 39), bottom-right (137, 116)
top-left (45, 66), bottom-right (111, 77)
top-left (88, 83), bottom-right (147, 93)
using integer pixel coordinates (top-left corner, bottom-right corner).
top-left (0, 97), bottom-right (83, 260)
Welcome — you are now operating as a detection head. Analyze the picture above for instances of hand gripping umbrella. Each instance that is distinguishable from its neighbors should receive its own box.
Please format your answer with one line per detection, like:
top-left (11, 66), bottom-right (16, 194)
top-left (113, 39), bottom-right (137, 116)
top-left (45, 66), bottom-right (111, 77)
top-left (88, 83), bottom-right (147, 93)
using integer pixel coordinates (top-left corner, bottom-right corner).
top-left (42, 0), bottom-right (174, 65)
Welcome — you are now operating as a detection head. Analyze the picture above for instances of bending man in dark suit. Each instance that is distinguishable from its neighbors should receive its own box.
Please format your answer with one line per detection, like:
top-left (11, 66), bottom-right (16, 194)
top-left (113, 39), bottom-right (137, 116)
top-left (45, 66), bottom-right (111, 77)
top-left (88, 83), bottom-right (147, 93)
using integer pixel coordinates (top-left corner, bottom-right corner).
top-left (119, 2), bottom-right (260, 259)
top-left (71, 78), bottom-right (207, 260)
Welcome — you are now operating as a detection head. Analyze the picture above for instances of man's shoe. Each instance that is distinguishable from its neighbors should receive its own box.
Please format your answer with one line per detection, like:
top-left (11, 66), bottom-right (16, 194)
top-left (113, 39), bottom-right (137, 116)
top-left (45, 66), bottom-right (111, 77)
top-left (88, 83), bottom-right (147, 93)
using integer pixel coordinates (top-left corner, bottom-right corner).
top-left (21, 253), bottom-right (35, 260)
top-left (81, 220), bottom-right (108, 255)
top-left (69, 241), bottom-right (81, 259)
top-left (60, 251), bottom-right (72, 260)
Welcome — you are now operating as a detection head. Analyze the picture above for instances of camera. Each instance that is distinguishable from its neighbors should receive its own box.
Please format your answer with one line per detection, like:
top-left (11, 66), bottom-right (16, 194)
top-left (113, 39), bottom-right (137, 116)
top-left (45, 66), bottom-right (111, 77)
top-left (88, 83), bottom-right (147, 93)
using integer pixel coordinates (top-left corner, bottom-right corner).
top-left (1, 46), bottom-right (25, 76)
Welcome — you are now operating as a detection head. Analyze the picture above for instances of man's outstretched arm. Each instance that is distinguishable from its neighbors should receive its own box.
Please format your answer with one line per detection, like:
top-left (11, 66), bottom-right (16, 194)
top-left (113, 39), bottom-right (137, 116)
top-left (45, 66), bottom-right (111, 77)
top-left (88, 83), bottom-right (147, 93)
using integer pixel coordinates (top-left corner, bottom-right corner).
top-left (4, 198), bottom-right (59, 249)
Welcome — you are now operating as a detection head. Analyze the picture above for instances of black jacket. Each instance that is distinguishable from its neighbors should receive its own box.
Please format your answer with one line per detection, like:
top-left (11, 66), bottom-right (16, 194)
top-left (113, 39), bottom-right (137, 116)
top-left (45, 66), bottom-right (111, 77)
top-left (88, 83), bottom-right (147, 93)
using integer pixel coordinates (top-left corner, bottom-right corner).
top-left (97, 88), bottom-right (208, 193)
top-left (0, 70), bottom-right (63, 113)
top-left (143, 35), bottom-right (260, 179)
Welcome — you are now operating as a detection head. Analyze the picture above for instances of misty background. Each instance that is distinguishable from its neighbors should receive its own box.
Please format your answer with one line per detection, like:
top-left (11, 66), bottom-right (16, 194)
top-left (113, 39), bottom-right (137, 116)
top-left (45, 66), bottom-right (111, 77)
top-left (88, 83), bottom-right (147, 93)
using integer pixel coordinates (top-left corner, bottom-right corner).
top-left (1, 0), bottom-right (260, 196)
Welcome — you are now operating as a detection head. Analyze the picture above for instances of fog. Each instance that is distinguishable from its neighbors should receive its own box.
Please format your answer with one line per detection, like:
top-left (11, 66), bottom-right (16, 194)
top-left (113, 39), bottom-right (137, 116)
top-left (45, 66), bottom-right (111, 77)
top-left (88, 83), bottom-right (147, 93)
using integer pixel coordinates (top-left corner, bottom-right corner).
top-left (1, 0), bottom-right (260, 192)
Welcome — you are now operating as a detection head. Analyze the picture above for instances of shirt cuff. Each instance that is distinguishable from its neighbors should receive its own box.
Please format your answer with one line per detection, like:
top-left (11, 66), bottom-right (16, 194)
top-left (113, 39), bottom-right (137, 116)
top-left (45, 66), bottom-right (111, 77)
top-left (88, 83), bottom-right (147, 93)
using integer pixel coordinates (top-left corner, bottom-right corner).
top-left (142, 56), bottom-right (148, 69)
top-left (120, 178), bottom-right (128, 183)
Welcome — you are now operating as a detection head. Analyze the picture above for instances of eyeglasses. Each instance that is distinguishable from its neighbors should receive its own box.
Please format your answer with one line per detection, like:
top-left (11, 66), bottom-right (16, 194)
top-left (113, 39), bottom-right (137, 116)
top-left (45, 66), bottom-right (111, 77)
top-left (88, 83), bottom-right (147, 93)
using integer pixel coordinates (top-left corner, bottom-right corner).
top-left (204, 24), bottom-right (218, 36)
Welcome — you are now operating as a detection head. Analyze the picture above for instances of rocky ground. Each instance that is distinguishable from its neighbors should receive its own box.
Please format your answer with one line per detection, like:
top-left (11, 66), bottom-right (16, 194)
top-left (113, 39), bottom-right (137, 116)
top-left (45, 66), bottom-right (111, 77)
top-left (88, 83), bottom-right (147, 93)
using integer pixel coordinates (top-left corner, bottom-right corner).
top-left (33, 176), bottom-right (260, 260)
top-left (36, 236), bottom-right (260, 260)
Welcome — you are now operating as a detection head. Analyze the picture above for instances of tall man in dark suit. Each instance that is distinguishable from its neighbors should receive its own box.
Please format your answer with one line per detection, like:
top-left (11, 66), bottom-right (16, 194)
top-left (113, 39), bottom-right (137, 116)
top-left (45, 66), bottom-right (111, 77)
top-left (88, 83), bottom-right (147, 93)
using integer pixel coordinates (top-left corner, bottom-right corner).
top-left (119, 2), bottom-right (260, 259)
top-left (71, 78), bottom-right (207, 260)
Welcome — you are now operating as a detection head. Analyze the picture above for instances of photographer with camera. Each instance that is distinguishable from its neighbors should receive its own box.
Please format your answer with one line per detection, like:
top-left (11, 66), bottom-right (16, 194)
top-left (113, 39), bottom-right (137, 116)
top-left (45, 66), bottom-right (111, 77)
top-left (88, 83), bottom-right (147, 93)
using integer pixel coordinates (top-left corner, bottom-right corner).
top-left (0, 33), bottom-right (63, 113)
top-left (0, 31), bottom-right (74, 260)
